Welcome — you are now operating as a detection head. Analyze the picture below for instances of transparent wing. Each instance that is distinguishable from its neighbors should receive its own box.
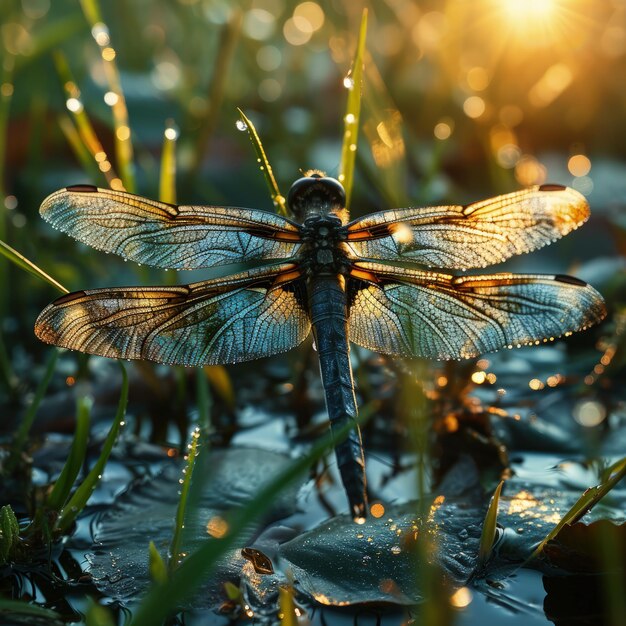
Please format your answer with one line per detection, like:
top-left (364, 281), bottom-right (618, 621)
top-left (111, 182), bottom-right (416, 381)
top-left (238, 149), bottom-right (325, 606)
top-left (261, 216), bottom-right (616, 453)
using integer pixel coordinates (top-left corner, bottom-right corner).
top-left (40, 186), bottom-right (302, 269)
top-left (35, 264), bottom-right (310, 366)
top-left (345, 185), bottom-right (589, 269)
top-left (348, 262), bottom-right (606, 360)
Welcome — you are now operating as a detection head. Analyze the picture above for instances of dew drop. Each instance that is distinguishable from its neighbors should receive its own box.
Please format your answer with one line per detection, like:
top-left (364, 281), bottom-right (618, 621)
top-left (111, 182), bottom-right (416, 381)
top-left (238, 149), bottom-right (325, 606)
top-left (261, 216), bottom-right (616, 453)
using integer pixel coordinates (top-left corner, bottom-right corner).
top-left (390, 545), bottom-right (401, 555)
top-left (343, 75), bottom-right (355, 89)
top-left (235, 119), bottom-right (248, 132)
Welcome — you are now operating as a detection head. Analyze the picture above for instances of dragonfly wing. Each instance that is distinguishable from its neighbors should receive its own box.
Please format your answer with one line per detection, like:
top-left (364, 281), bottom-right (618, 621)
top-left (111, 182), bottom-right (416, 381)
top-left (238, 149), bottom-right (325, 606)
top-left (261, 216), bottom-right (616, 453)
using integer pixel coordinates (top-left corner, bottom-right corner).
top-left (40, 186), bottom-right (302, 269)
top-left (35, 264), bottom-right (310, 366)
top-left (345, 185), bottom-right (589, 269)
top-left (348, 262), bottom-right (606, 360)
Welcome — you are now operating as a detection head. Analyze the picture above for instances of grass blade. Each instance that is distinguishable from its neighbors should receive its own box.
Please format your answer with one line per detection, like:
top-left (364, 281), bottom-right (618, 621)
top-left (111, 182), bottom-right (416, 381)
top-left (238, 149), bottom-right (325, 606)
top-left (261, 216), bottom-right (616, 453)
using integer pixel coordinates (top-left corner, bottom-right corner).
top-left (531, 456), bottom-right (626, 559)
top-left (168, 428), bottom-right (201, 574)
top-left (478, 480), bottom-right (504, 568)
top-left (53, 52), bottom-right (122, 189)
top-left (0, 53), bottom-right (14, 201)
top-left (338, 8), bottom-right (368, 210)
top-left (56, 363), bottom-right (128, 533)
top-left (46, 396), bottom-right (92, 512)
top-left (79, 0), bottom-right (135, 192)
top-left (191, 10), bottom-right (243, 174)
top-left (58, 114), bottom-right (103, 183)
top-left (7, 349), bottom-right (59, 472)
top-left (237, 108), bottom-right (287, 216)
top-left (0, 329), bottom-right (16, 394)
top-left (159, 121), bottom-right (178, 205)
top-left (0, 239), bottom-right (68, 294)
top-left (148, 540), bottom-right (168, 585)
top-left (279, 586), bottom-right (296, 626)
top-left (0, 599), bottom-right (61, 619)
top-left (196, 367), bottom-right (213, 435)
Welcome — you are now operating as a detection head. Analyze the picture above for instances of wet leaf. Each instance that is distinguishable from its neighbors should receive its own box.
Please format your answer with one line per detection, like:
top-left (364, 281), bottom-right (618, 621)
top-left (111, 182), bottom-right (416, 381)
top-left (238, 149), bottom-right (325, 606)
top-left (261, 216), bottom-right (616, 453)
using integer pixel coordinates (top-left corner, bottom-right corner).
top-left (88, 448), bottom-right (307, 607)
top-left (543, 520), bottom-right (626, 573)
top-left (278, 498), bottom-right (484, 606)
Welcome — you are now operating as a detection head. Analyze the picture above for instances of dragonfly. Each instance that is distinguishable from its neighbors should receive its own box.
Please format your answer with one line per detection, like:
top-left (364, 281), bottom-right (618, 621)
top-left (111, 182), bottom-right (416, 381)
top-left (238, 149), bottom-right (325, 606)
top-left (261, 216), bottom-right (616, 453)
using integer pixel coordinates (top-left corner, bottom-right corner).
top-left (35, 172), bottom-right (606, 521)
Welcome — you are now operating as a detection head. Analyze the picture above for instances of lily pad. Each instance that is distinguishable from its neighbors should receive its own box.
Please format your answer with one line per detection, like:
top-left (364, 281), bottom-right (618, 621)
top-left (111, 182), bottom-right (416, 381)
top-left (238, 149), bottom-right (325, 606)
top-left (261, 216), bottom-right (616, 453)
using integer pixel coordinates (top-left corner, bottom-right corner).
top-left (278, 498), bottom-right (484, 606)
top-left (88, 447), bottom-right (307, 607)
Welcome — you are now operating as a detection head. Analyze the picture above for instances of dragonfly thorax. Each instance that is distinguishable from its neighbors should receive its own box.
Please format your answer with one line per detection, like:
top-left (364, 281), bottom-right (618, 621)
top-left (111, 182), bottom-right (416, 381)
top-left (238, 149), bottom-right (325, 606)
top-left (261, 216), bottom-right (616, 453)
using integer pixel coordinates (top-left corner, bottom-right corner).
top-left (301, 213), bottom-right (349, 275)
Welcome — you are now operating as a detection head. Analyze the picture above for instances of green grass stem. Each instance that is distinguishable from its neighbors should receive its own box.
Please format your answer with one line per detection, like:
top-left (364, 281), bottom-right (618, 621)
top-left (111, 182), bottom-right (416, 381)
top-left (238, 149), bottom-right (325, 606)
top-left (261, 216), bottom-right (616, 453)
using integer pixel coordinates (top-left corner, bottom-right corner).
top-left (0, 599), bottom-right (61, 620)
top-left (46, 396), bottom-right (92, 513)
top-left (0, 239), bottom-right (69, 295)
top-left (279, 586), bottom-right (296, 626)
top-left (53, 52), bottom-right (120, 188)
top-left (0, 331), bottom-right (16, 394)
top-left (148, 540), bottom-right (168, 585)
top-left (7, 349), bottom-right (59, 472)
top-left (55, 362), bottom-right (129, 533)
top-left (191, 10), bottom-right (242, 175)
top-left (168, 428), bottom-right (201, 574)
top-left (58, 114), bottom-right (103, 183)
top-left (237, 108), bottom-right (287, 216)
top-left (531, 456), bottom-right (626, 560)
top-left (195, 367), bottom-right (213, 435)
top-left (478, 480), bottom-right (504, 568)
top-left (338, 8), bottom-right (368, 211)
top-left (159, 122), bottom-right (178, 205)
top-left (79, 0), bottom-right (135, 192)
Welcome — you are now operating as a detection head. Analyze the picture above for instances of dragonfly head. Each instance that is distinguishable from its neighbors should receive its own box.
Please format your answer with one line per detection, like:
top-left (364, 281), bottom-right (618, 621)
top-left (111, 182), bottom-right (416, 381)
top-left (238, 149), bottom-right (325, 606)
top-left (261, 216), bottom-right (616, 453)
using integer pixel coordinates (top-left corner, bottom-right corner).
top-left (287, 172), bottom-right (346, 222)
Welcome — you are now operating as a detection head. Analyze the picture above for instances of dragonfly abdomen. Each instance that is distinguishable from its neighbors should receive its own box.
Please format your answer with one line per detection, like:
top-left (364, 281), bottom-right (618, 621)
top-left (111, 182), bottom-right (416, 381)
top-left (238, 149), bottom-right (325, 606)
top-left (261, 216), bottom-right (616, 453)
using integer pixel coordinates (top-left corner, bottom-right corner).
top-left (309, 275), bottom-right (367, 521)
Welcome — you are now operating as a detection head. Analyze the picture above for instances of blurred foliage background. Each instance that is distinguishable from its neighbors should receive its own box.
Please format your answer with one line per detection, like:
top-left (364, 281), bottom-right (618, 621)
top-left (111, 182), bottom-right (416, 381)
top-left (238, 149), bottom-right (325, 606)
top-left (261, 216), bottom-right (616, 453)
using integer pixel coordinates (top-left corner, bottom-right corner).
top-left (1, 0), bottom-right (625, 370)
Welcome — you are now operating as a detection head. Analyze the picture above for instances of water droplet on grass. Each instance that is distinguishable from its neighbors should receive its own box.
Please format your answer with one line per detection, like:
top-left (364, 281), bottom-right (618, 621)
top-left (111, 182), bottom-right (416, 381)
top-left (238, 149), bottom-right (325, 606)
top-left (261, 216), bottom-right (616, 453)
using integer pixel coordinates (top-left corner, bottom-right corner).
top-left (236, 119), bottom-right (248, 132)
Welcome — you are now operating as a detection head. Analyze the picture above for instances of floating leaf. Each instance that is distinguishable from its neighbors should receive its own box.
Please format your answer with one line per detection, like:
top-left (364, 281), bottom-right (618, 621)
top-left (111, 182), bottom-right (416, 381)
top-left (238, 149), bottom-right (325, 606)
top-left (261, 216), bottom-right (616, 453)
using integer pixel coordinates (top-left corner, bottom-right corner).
top-left (90, 448), bottom-right (310, 607)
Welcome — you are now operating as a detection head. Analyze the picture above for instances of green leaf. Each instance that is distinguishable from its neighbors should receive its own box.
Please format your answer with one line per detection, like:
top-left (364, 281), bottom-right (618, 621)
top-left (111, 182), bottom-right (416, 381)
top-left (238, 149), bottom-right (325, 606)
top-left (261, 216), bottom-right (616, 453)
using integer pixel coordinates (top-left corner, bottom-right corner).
top-left (0, 599), bottom-right (61, 619)
top-left (0, 505), bottom-right (19, 564)
top-left (7, 349), bottom-right (59, 472)
top-left (56, 362), bottom-right (129, 533)
top-left (532, 456), bottom-right (626, 559)
top-left (478, 480), bottom-right (504, 568)
top-left (237, 108), bottom-right (287, 216)
top-left (0, 239), bottom-right (68, 295)
top-left (338, 8), bottom-right (368, 210)
top-left (85, 601), bottom-right (116, 626)
top-left (223, 581), bottom-right (241, 601)
top-left (46, 395), bottom-right (92, 513)
top-left (148, 541), bottom-right (168, 586)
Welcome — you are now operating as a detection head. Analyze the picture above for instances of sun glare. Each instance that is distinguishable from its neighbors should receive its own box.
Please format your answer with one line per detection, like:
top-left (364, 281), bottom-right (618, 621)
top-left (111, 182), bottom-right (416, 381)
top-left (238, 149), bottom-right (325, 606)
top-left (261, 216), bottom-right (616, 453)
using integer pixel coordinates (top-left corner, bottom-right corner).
top-left (503, 0), bottom-right (555, 21)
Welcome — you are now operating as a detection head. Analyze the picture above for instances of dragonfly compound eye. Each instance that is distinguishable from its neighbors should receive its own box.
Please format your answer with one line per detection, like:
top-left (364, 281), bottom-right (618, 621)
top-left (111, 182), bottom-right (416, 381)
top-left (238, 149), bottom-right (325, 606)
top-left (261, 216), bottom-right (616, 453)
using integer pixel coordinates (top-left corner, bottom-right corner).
top-left (287, 175), bottom-right (346, 219)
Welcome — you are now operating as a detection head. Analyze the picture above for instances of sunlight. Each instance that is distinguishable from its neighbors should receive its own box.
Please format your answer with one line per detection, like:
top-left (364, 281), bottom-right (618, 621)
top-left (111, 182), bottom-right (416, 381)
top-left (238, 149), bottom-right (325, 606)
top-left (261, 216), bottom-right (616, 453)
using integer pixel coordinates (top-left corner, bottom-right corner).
top-left (502, 0), bottom-right (556, 23)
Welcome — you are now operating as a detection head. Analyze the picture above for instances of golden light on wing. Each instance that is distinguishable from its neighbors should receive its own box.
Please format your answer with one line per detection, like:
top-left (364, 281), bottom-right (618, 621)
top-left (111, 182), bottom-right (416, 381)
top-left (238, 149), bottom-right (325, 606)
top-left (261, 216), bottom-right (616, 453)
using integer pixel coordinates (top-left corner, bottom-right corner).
top-left (345, 186), bottom-right (589, 270)
top-left (35, 264), bottom-right (311, 366)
